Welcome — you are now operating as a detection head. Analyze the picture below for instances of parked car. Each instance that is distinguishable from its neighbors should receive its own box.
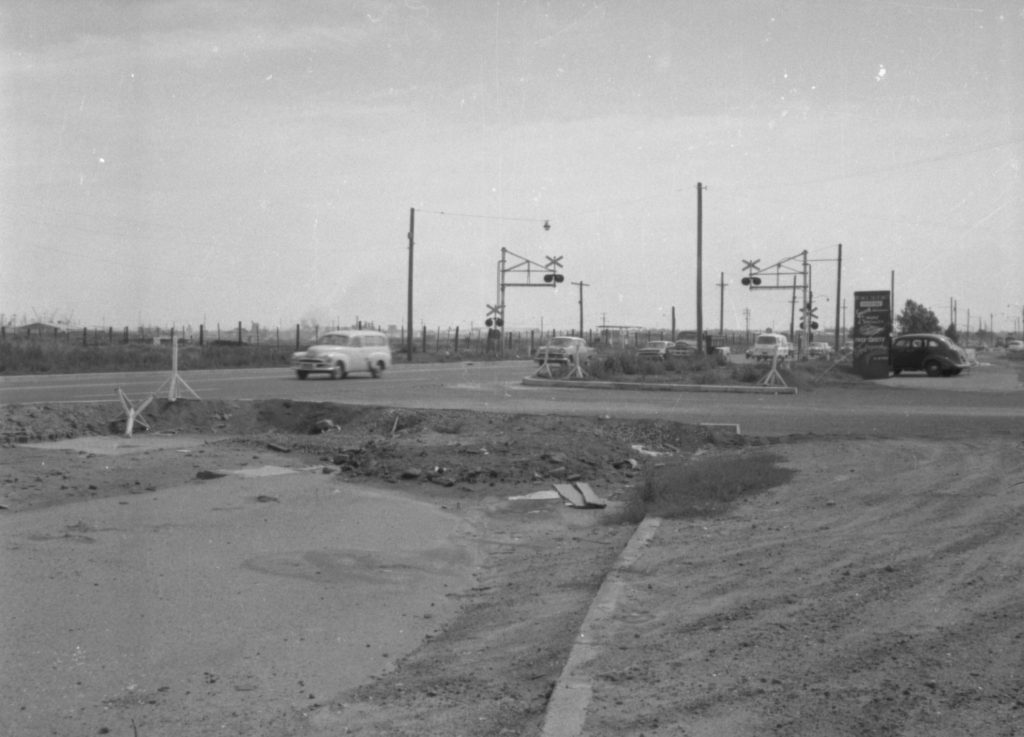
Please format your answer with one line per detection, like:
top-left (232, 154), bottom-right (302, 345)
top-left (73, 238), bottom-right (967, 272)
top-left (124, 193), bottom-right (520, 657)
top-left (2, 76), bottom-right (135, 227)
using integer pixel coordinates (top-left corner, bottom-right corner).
top-left (808, 341), bottom-right (834, 359)
top-left (668, 340), bottom-right (697, 358)
top-left (637, 340), bottom-right (673, 360)
top-left (1007, 340), bottom-right (1024, 353)
top-left (747, 333), bottom-right (791, 361)
top-left (890, 333), bottom-right (970, 377)
top-left (535, 336), bottom-right (594, 365)
top-left (290, 329), bottom-right (391, 380)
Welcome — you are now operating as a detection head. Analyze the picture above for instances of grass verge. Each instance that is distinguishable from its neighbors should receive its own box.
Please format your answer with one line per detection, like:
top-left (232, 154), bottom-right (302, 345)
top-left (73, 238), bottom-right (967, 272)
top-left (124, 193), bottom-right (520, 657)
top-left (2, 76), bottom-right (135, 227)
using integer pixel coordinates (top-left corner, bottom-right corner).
top-left (613, 451), bottom-right (796, 523)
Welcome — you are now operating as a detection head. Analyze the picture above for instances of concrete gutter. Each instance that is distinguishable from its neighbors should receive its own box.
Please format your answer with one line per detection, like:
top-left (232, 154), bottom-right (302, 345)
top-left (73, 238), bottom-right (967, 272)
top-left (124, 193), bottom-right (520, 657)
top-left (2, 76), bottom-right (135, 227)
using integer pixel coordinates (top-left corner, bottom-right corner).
top-left (522, 376), bottom-right (798, 395)
top-left (540, 516), bottom-right (663, 737)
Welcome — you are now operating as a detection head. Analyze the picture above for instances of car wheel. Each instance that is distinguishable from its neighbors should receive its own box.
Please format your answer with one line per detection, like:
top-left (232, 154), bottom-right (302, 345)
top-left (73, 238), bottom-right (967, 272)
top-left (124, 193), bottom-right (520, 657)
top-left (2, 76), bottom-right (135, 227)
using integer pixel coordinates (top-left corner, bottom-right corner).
top-left (924, 360), bottom-right (942, 377)
top-left (296, 371), bottom-right (309, 380)
top-left (331, 363), bottom-right (346, 380)
top-left (370, 361), bottom-right (384, 378)
top-left (952, 368), bottom-right (962, 375)
top-left (892, 368), bottom-right (902, 376)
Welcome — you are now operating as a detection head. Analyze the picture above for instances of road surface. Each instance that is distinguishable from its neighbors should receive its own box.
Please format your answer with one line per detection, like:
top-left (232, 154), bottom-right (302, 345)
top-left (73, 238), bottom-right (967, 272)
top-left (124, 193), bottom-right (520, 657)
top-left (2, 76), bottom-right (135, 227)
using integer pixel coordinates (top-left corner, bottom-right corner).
top-left (2, 360), bottom-right (1021, 438)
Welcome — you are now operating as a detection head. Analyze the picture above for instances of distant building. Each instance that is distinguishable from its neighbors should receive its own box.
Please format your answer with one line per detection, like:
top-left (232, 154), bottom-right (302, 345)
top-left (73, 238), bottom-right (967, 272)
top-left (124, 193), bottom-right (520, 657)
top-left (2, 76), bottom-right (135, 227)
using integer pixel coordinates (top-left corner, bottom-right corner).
top-left (17, 322), bottom-right (66, 336)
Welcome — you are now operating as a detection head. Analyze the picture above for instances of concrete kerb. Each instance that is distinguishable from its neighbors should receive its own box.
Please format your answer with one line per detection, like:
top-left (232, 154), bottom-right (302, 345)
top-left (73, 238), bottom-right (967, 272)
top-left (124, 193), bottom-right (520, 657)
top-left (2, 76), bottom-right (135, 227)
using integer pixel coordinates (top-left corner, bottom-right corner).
top-left (522, 375), bottom-right (798, 394)
top-left (540, 516), bottom-right (664, 737)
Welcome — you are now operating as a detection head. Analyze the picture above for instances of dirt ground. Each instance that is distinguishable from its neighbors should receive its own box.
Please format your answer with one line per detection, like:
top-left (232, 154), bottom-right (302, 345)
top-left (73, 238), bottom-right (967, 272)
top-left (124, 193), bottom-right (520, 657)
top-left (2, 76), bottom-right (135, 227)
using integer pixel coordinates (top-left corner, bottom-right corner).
top-left (2, 398), bottom-right (1023, 736)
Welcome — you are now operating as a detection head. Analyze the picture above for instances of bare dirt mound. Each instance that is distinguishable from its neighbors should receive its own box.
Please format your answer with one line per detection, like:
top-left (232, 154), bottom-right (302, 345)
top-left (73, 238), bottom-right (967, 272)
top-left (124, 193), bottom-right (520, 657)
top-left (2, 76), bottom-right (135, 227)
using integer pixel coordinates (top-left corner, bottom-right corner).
top-left (0, 399), bottom-right (748, 512)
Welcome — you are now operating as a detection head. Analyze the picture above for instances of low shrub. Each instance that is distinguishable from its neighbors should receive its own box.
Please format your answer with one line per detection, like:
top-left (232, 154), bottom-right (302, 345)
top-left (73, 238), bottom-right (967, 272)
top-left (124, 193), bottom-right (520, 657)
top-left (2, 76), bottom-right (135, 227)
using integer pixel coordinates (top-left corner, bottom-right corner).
top-left (0, 341), bottom-right (292, 374)
top-left (613, 451), bottom-right (796, 523)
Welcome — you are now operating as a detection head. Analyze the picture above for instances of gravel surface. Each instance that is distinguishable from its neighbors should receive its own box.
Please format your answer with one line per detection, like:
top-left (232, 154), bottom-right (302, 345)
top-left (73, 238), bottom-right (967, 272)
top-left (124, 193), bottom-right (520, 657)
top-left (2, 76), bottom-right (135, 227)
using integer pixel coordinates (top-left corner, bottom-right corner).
top-left (2, 398), bottom-right (1023, 736)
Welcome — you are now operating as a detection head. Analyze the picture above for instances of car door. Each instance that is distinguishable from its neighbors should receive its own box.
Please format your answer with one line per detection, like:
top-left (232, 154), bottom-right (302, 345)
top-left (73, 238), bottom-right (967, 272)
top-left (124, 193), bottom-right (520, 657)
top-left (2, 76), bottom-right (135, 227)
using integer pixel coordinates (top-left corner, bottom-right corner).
top-left (893, 337), bottom-right (925, 370)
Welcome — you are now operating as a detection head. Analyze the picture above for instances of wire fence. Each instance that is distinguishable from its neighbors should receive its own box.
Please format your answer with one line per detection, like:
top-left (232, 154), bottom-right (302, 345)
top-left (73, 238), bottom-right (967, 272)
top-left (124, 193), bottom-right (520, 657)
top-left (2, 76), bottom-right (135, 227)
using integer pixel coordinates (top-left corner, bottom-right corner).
top-left (0, 322), bottom-right (758, 357)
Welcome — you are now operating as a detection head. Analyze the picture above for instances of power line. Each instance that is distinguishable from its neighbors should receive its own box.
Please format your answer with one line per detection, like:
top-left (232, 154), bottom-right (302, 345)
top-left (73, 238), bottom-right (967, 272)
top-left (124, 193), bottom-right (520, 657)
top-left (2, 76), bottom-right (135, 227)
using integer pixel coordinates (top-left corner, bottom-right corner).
top-left (416, 209), bottom-right (550, 227)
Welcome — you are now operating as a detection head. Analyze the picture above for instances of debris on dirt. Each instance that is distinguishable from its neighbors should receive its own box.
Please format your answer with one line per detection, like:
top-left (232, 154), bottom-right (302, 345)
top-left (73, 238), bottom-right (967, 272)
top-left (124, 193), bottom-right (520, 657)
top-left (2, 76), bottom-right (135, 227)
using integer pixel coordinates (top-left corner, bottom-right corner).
top-left (508, 490), bottom-right (561, 501)
top-left (196, 470), bottom-right (228, 480)
top-left (0, 399), bottom-right (738, 511)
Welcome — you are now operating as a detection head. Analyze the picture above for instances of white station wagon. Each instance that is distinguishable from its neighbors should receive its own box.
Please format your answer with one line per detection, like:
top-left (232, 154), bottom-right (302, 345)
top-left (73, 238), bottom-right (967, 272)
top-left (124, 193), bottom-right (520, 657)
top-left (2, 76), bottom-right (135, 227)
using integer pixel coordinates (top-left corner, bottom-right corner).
top-left (291, 329), bottom-right (392, 380)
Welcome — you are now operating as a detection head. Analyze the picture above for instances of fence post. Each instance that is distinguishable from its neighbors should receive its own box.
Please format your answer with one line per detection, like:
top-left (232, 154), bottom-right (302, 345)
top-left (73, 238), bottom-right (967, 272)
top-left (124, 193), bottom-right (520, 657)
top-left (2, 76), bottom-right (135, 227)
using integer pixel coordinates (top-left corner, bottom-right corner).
top-left (421, 325), bottom-right (427, 353)
top-left (82, 327), bottom-right (87, 346)
top-left (295, 324), bottom-right (300, 351)
top-left (199, 324), bottom-right (204, 346)
top-left (237, 321), bottom-right (242, 345)
top-left (454, 326), bottom-right (460, 353)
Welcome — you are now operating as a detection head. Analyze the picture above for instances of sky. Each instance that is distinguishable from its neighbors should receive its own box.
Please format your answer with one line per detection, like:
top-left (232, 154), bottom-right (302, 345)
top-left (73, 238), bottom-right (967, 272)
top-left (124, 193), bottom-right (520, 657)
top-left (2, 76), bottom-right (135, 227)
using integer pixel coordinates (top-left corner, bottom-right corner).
top-left (2, 0), bottom-right (1022, 337)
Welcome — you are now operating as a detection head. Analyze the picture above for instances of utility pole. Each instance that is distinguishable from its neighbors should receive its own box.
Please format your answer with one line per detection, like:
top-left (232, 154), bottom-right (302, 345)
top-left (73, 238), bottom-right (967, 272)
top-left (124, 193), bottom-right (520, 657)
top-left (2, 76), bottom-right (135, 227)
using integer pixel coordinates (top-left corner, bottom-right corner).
top-left (696, 182), bottom-right (706, 352)
top-left (406, 207), bottom-right (415, 362)
top-left (716, 271), bottom-right (726, 335)
top-left (789, 276), bottom-right (798, 342)
top-left (834, 243), bottom-right (842, 353)
top-left (571, 281), bottom-right (589, 337)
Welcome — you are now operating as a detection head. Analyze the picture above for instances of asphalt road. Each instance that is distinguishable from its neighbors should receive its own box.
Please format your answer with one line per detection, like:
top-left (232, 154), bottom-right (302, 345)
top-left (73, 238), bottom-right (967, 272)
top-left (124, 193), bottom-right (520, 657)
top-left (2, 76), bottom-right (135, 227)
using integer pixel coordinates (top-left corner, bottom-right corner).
top-left (2, 359), bottom-right (1022, 438)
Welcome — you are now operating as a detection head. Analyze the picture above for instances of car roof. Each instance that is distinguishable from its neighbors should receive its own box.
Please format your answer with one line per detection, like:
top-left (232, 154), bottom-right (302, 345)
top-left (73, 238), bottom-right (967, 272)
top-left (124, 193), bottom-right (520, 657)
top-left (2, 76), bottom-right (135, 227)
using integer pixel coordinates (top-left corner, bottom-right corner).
top-left (321, 329), bottom-right (387, 337)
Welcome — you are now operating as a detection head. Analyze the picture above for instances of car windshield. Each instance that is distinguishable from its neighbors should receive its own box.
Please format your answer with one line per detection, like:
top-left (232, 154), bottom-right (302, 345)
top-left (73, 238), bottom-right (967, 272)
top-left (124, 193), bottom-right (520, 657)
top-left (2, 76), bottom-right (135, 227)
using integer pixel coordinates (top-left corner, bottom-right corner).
top-left (319, 334), bottom-right (350, 346)
top-left (549, 338), bottom-right (576, 347)
top-left (643, 342), bottom-right (668, 349)
top-left (755, 336), bottom-right (777, 345)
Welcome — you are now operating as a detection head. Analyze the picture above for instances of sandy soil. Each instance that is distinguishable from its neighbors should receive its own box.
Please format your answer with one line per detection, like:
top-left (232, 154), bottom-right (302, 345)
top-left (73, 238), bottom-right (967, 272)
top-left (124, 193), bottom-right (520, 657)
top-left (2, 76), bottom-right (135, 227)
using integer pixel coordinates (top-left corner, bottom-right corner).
top-left (2, 399), bottom-right (1023, 736)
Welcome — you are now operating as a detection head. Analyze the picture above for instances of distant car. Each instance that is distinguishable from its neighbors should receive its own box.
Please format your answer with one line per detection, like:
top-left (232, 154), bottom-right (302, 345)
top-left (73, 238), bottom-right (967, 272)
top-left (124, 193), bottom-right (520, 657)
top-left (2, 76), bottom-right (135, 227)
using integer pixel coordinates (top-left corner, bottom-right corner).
top-left (1007, 340), bottom-right (1024, 353)
top-left (637, 340), bottom-right (673, 360)
top-left (890, 333), bottom-right (970, 377)
top-left (668, 340), bottom-right (697, 358)
top-left (291, 329), bottom-right (391, 380)
top-left (747, 333), bottom-right (791, 361)
top-left (535, 336), bottom-right (594, 365)
top-left (808, 341), bottom-right (834, 359)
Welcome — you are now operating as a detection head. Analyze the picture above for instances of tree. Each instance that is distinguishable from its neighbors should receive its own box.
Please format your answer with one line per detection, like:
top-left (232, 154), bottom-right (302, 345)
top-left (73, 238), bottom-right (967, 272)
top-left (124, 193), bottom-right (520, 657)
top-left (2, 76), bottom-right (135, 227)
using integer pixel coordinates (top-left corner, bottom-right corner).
top-left (896, 299), bottom-right (941, 334)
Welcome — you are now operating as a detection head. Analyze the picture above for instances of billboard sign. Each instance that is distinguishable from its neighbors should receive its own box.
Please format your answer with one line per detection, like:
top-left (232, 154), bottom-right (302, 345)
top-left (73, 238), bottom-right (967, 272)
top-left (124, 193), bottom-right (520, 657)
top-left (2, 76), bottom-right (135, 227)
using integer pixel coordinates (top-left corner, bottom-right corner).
top-left (853, 291), bottom-right (892, 379)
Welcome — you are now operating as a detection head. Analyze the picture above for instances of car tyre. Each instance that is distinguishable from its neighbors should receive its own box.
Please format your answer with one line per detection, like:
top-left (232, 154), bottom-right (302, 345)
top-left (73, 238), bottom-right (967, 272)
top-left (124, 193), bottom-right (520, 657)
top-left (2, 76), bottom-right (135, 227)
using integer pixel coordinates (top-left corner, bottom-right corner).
top-left (924, 360), bottom-right (942, 377)
top-left (370, 361), bottom-right (385, 378)
top-left (331, 363), bottom-right (346, 380)
top-left (296, 371), bottom-right (309, 380)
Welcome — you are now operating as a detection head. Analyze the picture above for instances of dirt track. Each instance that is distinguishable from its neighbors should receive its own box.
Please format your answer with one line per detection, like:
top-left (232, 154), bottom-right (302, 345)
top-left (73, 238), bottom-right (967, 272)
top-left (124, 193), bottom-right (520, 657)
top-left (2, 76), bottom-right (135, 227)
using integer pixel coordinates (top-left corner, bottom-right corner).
top-left (2, 399), bottom-right (1023, 736)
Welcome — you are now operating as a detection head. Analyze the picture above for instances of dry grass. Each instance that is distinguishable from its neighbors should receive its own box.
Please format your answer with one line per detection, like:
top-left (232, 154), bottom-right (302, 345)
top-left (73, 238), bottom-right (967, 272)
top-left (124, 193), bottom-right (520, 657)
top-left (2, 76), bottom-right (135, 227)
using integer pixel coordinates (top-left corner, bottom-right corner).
top-left (613, 451), bottom-right (796, 523)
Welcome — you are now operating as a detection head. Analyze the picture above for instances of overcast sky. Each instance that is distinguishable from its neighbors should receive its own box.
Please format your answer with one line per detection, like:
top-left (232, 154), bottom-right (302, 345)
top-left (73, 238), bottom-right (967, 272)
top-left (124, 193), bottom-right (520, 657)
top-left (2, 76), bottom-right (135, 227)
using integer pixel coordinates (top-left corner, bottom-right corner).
top-left (2, 1), bottom-right (1021, 336)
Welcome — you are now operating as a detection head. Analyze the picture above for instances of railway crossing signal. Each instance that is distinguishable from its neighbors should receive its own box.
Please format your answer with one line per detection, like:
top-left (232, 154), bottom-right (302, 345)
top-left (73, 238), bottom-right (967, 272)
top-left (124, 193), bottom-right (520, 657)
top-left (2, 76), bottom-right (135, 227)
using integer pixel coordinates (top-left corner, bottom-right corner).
top-left (800, 302), bottom-right (819, 330)
top-left (741, 259), bottom-right (762, 286)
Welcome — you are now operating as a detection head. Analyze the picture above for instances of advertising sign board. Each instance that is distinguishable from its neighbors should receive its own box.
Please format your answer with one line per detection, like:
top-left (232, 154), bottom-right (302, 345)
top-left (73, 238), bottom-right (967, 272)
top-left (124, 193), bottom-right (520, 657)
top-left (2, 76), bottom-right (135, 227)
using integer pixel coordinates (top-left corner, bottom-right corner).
top-left (853, 291), bottom-right (892, 379)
